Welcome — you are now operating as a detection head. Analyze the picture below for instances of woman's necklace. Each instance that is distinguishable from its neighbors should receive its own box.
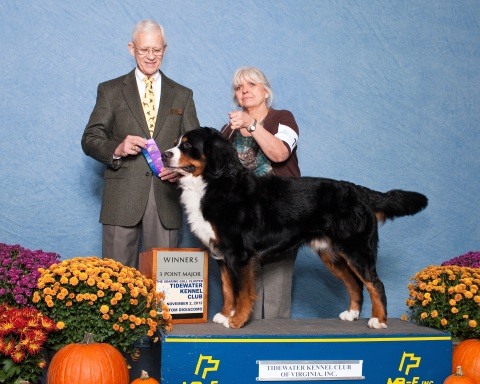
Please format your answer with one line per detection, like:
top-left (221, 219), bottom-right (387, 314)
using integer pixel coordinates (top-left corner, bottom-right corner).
top-left (257, 109), bottom-right (269, 126)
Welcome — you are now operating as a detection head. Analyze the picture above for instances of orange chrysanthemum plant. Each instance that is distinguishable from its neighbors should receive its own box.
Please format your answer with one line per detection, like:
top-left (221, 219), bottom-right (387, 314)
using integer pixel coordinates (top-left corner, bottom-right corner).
top-left (404, 265), bottom-right (480, 341)
top-left (0, 304), bottom-right (58, 383)
top-left (32, 256), bottom-right (172, 355)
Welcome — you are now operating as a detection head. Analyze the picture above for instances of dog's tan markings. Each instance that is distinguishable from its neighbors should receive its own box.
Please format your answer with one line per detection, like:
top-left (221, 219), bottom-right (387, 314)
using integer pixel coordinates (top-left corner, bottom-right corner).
top-left (229, 261), bottom-right (256, 329)
top-left (191, 155), bottom-right (206, 177)
top-left (218, 262), bottom-right (235, 317)
top-left (375, 212), bottom-right (386, 223)
top-left (364, 281), bottom-right (387, 323)
top-left (170, 136), bottom-right (206, 176)
top-left (318, 251), bottom-right (363, 312)
top-left (174, 154), bottom-right (204, 176)
top-left (189, 158), bottom-right (205, 177)
top-left (335, 252), bottom-right (387, 327)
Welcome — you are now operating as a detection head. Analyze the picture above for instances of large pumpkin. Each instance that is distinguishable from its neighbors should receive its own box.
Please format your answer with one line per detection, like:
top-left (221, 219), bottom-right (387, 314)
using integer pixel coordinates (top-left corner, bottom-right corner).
top-left (444, 366), bottom-right (475, 384)
top-left (452, 339), bottom-right (480, 384)
top-left (47, 332), bottom-right (129, 384)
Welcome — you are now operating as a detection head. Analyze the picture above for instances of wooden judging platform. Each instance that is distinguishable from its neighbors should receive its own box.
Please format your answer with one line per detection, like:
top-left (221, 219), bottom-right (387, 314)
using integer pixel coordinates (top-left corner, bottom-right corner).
top-left (161, 318), bottom-right (452, 383)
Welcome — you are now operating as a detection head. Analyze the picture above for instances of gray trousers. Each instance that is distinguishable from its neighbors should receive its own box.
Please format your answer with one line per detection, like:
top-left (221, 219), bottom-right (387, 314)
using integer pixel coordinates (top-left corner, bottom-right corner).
top-left (251, 246), bottom-right (298, 319)
top-left (102, 180), bottom-right (178, 269)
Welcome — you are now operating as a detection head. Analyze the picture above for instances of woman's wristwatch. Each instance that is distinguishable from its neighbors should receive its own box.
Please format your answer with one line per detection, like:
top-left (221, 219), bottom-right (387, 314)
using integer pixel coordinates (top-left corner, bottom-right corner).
top-left (247, 119), bottom-right (257, 133)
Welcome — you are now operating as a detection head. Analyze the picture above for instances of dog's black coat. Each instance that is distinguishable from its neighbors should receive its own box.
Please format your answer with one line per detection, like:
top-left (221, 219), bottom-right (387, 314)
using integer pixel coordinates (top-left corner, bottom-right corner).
top-left (162, 127), bottom-right (428, 328)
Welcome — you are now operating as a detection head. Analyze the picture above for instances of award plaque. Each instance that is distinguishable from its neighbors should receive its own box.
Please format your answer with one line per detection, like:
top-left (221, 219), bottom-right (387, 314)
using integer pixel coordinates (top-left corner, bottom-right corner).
top-left (139, 248), bottom-right (208, 324)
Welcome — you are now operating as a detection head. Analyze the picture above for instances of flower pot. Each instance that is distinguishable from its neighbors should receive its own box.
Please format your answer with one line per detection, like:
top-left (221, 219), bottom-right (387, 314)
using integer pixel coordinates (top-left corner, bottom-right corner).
top-left (39, 348), bottom-right (56, 384)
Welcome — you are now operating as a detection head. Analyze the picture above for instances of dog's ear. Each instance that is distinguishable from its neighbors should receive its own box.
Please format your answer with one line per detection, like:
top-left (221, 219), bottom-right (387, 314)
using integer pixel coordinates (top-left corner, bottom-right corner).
top-left (203, 132), bottom-right (236, 178)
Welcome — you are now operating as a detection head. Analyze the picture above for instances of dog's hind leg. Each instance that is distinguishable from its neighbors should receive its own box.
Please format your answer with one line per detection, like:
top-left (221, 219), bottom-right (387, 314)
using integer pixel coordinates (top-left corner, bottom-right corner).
top-left (358, 266), bottom-right (387, 329)
top-left (339, 247), bottom-right (388, 329)
top-left (315, 247), bottom-right (364, 322)
top-left (213, 261), bottom-right (236, 327)
top-left (228, 259), bottom-right (257, 329)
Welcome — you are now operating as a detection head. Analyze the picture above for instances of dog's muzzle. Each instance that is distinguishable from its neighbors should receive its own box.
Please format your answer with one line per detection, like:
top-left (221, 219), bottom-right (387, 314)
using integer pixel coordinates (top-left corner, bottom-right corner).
top-left (161, 151), bottom-right (174, 167)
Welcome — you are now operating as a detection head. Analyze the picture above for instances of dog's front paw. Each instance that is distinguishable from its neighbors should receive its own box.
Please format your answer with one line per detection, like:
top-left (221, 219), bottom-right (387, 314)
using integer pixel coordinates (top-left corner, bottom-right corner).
top-left (213, 312), bottom-right (228, 324)
top-left (339, 309), bottom-right (360, 321)
top-left (227, 317), bottom-right (247, 329)
top-left (213, 312), bottom-right (232, 328)
top-left (367, 317), bottom-right (387, 329)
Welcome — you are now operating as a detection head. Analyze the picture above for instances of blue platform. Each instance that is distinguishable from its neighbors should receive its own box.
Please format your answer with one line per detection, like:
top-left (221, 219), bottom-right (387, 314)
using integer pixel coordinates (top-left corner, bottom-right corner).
top-left (161, 318), bottom-right (451, 383)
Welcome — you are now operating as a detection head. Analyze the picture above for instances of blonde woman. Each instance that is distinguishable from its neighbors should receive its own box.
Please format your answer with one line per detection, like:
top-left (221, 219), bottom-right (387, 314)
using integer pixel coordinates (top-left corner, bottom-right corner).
top-left (221, 66), bottom-right (300, 319)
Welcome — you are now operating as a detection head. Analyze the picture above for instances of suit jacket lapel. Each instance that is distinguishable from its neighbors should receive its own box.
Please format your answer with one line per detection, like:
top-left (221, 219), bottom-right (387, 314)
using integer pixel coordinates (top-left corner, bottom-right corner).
top-left (153, 71), bottom-right (176, 139)
top-left (122, 70), bottom-right (151, 138)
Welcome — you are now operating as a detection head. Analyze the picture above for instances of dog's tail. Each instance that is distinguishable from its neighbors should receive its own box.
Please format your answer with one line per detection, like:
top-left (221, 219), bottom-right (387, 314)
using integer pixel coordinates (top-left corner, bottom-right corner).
top-left (363, 188), bottom-right (428, 222)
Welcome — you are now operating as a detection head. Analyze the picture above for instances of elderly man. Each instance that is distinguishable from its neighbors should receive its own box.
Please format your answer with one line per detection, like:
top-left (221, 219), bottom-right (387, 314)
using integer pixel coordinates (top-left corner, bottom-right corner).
top-left (82, 19), bottom-right (200, 267)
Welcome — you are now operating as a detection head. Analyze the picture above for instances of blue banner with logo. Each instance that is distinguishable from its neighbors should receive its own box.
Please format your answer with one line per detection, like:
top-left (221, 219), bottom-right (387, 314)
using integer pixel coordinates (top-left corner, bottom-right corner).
top-left (161, 319), bottom-right (451, 383)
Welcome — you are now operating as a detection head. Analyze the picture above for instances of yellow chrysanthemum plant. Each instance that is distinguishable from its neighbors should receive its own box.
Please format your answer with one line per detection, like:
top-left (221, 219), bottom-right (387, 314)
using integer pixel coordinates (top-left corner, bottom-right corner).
top-left (404, 265), bottom-right (480, 341)
top-left (32, 256), bottom-right (172, 354)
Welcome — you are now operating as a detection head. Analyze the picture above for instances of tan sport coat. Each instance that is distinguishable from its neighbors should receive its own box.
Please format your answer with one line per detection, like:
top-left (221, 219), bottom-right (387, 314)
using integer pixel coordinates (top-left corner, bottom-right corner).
top-left (81, 69), bottom-right (200, 228)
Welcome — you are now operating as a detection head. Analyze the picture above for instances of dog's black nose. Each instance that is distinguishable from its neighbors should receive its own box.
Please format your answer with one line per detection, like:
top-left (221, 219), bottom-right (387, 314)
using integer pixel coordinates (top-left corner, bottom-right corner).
top-left (161, 152), bottom-right (173, 161)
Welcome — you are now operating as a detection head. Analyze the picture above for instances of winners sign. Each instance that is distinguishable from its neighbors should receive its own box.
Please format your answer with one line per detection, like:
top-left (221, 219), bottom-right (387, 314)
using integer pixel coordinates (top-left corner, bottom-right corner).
top-left (139, 248), bottom-right (208, 323)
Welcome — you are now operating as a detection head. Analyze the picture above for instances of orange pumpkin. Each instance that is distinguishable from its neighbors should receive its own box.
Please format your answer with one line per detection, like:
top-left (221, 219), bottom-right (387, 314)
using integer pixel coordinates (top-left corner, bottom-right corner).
top-left (452, 339), bottom-right (480, 383)
top-left (47, 332), bottom-right (129, 384)
top-left (131, 370), bottom-right (159, 384)
top-left (444, 366), bottom-right (475, 384)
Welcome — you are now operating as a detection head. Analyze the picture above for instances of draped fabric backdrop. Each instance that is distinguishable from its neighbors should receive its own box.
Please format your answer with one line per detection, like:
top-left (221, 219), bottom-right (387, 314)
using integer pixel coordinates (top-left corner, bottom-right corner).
top-left (1, 1), bottom-right (479, 320)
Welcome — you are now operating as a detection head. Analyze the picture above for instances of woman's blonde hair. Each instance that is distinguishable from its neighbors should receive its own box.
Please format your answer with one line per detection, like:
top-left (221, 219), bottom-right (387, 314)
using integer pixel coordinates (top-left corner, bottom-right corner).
top-left (232, 67), bottom-right (273, 108)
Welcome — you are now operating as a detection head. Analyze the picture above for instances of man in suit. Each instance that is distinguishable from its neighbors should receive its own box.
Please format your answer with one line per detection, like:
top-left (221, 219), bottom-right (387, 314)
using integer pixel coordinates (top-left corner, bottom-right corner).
top-left (82, 19), bottom-right (200, 268)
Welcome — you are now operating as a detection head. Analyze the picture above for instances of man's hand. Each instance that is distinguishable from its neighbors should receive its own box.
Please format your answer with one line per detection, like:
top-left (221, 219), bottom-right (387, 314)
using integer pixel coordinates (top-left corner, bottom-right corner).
top-left (114, 135), bottom-right (147, 157)
top-left (159, 168), bottom-right (180, 183)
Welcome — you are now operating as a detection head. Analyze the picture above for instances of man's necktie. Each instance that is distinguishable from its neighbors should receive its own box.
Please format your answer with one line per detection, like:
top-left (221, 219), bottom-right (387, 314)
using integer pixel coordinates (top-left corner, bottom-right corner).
top-left (142, 77), bottom-right (157, 137)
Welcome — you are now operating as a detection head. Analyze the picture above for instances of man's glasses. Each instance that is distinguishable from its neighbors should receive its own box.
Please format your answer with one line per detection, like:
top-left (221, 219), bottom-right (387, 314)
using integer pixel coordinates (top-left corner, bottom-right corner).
top-left (134, 44), bottom-right (167, 57)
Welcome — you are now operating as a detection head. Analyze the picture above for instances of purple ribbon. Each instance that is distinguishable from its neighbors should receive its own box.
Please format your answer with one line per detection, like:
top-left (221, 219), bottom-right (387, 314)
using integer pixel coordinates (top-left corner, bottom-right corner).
top-left (142, 138), bottom-right (163, 176)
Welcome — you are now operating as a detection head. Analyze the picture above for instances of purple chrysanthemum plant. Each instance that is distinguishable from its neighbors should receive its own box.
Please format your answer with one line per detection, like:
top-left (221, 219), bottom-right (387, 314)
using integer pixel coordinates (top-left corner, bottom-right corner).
top-left (441, 250), bottom-right (480, 268)
top-left (0, 243), bottom-right (60, 306)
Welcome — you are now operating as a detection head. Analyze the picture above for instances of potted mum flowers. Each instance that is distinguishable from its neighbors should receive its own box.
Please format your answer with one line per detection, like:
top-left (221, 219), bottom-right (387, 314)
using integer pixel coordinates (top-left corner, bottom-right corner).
top-left (32, 256), bottom-right (172, 354)
top-left (0, 243), bottom-right (60, 307)
top-left (0, 243), bottom-right (60, 384)
top-left (405, 251), bottom-right (480, 341)
top-left (0, 304), bottom-right (58, 384)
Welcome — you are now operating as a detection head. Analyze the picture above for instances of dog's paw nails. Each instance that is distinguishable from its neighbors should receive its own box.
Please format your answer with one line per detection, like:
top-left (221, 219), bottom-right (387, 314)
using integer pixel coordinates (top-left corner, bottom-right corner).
top-left (222, 319), bottom-right (231, 328)
top-left (367, 317), bottom-right (387, 329)
top-left (339, 309), bottom-right (360, 321)
top-left (213, 312), bottom-right (228, 324)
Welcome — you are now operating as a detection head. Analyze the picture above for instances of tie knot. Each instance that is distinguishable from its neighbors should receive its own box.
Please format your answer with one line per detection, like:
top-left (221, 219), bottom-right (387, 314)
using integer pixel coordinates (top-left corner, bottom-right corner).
top-left (143, 77), bottom-right (154, 86)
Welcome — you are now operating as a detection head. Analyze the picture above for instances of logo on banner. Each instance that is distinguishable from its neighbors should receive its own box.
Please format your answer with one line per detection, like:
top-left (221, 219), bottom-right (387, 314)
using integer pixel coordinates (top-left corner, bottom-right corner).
top-left (386, 352), bottom-right (433, 384)
top-left (182, 354), bottom-right (220, 384)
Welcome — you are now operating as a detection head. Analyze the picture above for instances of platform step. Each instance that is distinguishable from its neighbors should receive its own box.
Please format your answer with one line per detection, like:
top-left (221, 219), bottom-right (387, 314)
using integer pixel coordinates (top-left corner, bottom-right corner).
top-left (161, 318), bottom-right (451, 383)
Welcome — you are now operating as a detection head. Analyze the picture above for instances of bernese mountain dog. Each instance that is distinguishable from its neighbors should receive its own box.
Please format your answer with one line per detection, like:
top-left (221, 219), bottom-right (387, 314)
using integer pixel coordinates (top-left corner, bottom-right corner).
top-left (161, 127), bottom-right (428, 329)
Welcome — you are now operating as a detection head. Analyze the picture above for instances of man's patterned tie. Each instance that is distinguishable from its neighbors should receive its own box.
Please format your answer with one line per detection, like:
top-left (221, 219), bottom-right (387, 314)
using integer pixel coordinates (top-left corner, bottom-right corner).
top-left (142, 77), bottom-right (157, 137)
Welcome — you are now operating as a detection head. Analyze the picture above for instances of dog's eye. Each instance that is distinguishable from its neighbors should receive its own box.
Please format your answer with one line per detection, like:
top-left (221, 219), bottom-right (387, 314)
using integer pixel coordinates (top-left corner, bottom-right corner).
top-left (182, 142), bottom-right (192, 149)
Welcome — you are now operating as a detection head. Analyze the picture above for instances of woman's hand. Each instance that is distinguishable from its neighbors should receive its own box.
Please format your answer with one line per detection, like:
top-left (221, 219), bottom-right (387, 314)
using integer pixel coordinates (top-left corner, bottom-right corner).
top-left (228, 111), bottom-right (255, 131)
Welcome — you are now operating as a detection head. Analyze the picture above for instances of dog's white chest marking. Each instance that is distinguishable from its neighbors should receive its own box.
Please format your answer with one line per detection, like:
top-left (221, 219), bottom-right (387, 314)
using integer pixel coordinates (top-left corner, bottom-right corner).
top-left (179, 175), bottom-right (216, 246)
